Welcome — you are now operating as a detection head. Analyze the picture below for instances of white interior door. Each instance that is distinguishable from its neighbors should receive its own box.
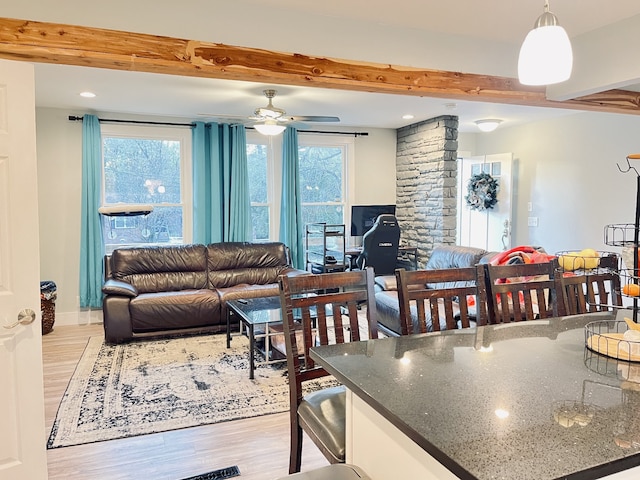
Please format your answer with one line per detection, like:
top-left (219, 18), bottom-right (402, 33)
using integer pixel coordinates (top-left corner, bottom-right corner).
top-left (0, 60), bottom-right (47, 480)
top-left (457, 153), bottom-right (513, 252)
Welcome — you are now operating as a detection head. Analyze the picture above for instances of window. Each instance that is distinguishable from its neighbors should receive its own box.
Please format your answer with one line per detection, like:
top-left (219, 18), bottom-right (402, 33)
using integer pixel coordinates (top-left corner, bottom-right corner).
top-left (246, 132), bottom-right (353, 241)
top-left (101, 124), bottom-right (192, 253)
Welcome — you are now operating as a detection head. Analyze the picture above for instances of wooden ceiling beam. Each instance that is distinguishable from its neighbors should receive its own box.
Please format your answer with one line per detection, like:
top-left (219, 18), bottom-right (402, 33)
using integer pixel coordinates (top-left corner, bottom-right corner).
top-left (1, 17), bottom-right (639, 116)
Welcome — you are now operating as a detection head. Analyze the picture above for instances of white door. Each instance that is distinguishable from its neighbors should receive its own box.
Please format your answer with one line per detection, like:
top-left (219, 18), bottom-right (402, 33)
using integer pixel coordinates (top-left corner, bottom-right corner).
top-left (457, 153), bottom-right (513, 252)
top-left (0, 60), bottom-right (48, 480)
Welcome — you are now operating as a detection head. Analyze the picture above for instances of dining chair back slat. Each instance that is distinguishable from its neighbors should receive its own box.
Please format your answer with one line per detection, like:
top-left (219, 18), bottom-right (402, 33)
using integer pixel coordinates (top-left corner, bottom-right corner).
top-left (395, 266), bottom-right (484, 335)
top-left (484, 260), bottom-right (563, 323)
top-left (559, 271), bottom-right (622, 315)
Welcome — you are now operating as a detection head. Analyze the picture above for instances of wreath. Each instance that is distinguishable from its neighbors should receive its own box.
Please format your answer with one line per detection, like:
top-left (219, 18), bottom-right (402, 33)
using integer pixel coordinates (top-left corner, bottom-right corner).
top-left (465, 172), bottom-right (499, 211)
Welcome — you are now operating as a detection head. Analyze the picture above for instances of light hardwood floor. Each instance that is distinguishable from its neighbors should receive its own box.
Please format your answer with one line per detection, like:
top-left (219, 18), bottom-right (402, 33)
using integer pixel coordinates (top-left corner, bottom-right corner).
top-left (42, 324), bottom-right (328, 480)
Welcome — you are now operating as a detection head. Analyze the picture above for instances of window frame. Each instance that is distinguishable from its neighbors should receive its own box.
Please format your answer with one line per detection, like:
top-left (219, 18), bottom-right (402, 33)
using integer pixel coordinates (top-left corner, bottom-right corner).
top-left (246, 132), bottom-right (281, 241)
top-left (245, 131), bottom-right (354, 242)
top-left (100, 123), bottom-right (193, 252)
top-left (297, 133), bottom-right (355, 228)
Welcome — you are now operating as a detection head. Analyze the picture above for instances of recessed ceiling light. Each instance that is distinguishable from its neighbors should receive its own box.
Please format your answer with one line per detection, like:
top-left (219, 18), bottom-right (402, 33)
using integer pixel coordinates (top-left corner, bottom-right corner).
top-left (444, 102), bottom-right (457, 110)
top-left (80, 91), bottom-right (96, 98)
top-left (402, 114), bottom-right (414, 120)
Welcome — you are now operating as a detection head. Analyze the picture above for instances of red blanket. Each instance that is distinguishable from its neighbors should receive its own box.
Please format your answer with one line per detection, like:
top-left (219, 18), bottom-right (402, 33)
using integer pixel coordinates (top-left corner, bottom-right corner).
top-left (489, 245), bottom-right (555, 267)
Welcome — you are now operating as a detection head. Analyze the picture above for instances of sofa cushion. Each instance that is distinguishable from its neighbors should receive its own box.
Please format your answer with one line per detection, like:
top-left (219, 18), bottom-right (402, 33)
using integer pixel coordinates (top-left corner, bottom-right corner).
top-left (376, 290), bottom-right (467, 334)
top-left (129, 289), bottom-right (219, 332)
top-left (217, 283), bottom-right (280, 304)
top-left (375, 290), bottom-right (404, 335)
top-left (110, 244), bottom-right (208, 293)
top-left (425, 245), bottom-right (488, 270)
top-left (207, 242), bottom-right (293, 288)
top-left (424, 245), bottom-right (488, 290)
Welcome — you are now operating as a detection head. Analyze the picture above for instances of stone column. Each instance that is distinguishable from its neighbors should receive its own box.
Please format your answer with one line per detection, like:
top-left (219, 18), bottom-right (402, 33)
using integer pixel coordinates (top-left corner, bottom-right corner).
top-left (396, 115), bottom-right (458, 267)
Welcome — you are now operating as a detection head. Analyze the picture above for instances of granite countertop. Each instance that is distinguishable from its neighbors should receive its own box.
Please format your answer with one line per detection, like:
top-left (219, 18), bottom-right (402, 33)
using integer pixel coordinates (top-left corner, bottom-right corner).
top-left (310, 311), bottom-right (640, 480)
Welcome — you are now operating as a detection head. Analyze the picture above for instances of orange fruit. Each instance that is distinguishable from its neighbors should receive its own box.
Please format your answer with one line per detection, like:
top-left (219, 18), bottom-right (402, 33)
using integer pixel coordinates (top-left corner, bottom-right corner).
top-left (623, 284), bottom-right (640, 297)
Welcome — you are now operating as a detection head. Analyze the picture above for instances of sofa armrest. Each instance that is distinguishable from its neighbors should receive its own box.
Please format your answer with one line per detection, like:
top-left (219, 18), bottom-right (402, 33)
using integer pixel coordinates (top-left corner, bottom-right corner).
top-left (374, 275), bottom-right (397, 291)
top-left (102, 279), bottom-right (139, 298)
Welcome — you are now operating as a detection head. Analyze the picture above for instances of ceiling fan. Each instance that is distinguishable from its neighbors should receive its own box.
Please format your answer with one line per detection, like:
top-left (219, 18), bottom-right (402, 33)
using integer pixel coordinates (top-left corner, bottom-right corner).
top-left (201, 89), bottom-right (340, 135)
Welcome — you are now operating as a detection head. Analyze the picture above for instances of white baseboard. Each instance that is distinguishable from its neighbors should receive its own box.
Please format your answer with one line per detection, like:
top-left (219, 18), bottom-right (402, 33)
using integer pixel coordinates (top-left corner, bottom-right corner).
top-left (54, 309), bottom-right (104, 327)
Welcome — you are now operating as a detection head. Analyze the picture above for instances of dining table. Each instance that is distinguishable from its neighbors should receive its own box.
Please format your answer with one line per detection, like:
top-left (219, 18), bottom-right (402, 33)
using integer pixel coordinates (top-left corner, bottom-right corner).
top-left (309, 310), bottom-right (640, 480)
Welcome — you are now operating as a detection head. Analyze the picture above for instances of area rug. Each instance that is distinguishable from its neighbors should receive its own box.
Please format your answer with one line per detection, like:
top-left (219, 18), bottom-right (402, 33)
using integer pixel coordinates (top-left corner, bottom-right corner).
top-left (47, 333), bottom-right (334, 449)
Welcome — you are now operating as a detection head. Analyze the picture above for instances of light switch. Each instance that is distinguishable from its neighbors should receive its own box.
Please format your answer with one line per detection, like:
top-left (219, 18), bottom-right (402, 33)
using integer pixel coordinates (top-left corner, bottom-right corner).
top-left (528, 217), bottom-right (538, 227)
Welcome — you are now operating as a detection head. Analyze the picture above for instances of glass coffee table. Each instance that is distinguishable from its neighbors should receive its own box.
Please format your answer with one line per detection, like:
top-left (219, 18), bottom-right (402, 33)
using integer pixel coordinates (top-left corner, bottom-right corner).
top-left (226, 296), bottom-right (288, 380)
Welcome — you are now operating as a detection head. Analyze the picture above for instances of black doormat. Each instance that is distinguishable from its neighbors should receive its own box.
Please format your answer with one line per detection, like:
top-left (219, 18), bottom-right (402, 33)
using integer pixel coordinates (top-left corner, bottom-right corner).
top-left (180, 466), bottom-right (241, 480)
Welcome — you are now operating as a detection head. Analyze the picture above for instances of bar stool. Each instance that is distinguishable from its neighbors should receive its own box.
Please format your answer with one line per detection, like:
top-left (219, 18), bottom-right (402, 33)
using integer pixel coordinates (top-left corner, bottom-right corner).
top-left (275, 464), bottom-right (370, 479)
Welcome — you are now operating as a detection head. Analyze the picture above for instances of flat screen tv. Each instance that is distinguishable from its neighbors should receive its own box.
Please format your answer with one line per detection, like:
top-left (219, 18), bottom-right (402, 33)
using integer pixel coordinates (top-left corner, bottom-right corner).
top-left (350, 204), bottom-right (396, 237)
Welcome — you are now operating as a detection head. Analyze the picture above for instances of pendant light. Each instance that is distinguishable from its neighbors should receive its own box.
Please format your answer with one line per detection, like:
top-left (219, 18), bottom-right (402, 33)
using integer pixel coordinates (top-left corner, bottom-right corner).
top-left (518, 1), bottom-right (573, 86)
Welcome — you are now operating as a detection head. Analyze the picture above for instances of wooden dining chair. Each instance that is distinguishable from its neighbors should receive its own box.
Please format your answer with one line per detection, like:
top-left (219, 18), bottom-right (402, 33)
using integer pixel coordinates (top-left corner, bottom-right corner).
top-left (278, 267), bottom-right (378, 474)
top-left (558, 271), bottom-right (622, 315)
top-left (483, 259), bottom-right (564, 323)
top-left (395, 266), bottom-right (487, 335)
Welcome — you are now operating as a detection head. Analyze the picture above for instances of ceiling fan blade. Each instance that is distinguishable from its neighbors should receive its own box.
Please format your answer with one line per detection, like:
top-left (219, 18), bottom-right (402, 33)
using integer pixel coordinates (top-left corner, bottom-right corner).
top-left (197, 113), bottom-right (246, 120)
top-left (284, 115), bottom-right (340, 123)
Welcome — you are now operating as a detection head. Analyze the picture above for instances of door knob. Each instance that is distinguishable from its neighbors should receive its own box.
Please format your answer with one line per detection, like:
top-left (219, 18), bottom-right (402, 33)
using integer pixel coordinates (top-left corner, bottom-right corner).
top-left (3, 308), bottom-right (37, 329)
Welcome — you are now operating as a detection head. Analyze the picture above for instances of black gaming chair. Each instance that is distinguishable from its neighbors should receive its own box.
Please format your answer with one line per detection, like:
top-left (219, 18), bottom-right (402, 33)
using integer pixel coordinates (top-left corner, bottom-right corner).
top-left (356, 214), bottom-right (401, 275)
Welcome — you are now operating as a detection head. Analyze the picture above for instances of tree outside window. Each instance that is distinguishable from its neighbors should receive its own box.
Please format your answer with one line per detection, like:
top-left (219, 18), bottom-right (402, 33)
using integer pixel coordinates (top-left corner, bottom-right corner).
top-left (100, 125), bottom-right (191, 252)
top-left (298, 144), bottom-right (344, 226)
top-left (246, 135), bottom-right (349, 242)
top-left (247, 143), bottom-right (270, 241)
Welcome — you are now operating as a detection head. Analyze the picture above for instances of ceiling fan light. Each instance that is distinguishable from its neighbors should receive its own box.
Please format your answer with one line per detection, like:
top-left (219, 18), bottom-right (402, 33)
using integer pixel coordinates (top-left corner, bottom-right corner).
top-left (518, 2), bottom-right (573, 86)
top-left (254, 121), bottom-right (286, 136)
top-left (475, 119), bottom-right (502, 132)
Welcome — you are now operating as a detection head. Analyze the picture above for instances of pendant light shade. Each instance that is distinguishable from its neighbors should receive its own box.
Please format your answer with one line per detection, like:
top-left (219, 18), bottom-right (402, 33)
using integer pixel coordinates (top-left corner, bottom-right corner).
top-left (518, 1), bottom-right (573, 86)
top-left (254, 119), bottom-right (286, 136)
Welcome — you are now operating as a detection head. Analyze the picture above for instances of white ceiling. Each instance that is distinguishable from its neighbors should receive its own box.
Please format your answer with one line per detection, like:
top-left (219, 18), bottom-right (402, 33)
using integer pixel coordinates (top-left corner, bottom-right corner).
top-left (7, 1), bottom-right (640, 132)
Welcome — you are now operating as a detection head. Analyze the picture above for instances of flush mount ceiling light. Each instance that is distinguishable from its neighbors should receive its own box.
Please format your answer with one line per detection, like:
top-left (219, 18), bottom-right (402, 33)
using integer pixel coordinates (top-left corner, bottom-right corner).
top-left (79, 91), bottom-right (96, 98)
top-left (518, 0), bottom-right (573, 86)
top-left (254, 119), bottom-right (286, 136)
top-left (475, 119), bottom-right (502, 133)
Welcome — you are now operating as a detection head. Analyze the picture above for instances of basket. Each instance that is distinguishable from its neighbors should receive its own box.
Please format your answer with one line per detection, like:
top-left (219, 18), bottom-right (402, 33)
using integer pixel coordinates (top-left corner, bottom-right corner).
top-left (555, 250), bottom-right (619, 273)
top-left (40, 280), bottom-right (57, 335)
top-left (585, 320), bottom-right (640, 362)
top-left (41, 298), bottom-right (55, 334)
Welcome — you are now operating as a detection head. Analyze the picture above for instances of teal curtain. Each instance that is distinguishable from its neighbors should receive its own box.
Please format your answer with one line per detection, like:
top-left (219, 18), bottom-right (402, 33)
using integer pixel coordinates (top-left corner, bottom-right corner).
top-left (279, 126), bottom-right (304, 269)
top-left (79, 115), bottom-right (104, 308)
top-left (192, 122), bottom-right (218, 243)
top-left (192, 122), bottom-right (251, 243)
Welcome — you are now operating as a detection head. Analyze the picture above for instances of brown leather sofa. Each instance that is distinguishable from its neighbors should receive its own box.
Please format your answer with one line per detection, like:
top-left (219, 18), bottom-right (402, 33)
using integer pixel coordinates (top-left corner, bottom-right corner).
top-left (102, 242), bottom-right (306, 344)
top-left (375, 245), bottom-right (495, 336)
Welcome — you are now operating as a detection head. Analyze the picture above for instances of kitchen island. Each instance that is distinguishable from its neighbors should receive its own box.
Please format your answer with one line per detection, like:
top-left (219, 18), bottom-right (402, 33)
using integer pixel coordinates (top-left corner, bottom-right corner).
top-left (310, 311), bottom-right (640, 480)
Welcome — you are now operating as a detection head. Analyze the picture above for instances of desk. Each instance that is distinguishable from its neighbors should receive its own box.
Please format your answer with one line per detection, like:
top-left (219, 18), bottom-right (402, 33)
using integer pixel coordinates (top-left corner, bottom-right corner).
top-left (345, 245), bottom-right (418, 270)
top-left (310, 311), bottom-right (640, 480)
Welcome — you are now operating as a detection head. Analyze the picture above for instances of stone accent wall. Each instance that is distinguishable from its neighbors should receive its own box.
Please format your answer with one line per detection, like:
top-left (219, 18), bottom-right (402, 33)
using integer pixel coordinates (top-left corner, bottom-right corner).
top-left (396, 115), bottom-right (458, 267)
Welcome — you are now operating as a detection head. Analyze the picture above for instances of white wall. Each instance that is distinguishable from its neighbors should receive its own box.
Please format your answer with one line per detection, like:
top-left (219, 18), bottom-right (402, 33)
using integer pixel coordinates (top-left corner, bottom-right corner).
top-left (36, 108), bottom-right (85, 325)
top-left (353, 128), bottom-right (397, 204)
top-left (35, 108), bottom-right (397, 324)
top-left (471, 111), bottom-right (640, 256)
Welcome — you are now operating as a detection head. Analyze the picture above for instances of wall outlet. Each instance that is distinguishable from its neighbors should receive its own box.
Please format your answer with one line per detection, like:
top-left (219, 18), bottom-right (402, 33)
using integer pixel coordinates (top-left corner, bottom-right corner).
top-left (528, 217), bottom-right (538, 227)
